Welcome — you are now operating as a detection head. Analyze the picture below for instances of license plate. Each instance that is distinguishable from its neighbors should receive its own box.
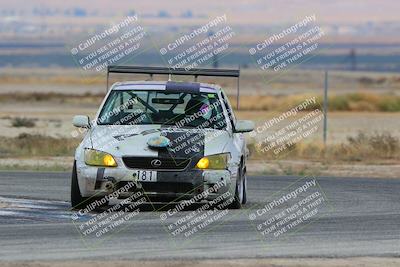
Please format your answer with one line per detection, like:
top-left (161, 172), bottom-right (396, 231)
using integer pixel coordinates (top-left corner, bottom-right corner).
top-left (133, 170), bottom-right (157, 182)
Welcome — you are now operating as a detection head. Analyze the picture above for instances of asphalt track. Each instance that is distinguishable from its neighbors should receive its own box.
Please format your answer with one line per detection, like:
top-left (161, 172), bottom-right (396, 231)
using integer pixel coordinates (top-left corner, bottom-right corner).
top-left (0, 171), bottom-right (399, 261)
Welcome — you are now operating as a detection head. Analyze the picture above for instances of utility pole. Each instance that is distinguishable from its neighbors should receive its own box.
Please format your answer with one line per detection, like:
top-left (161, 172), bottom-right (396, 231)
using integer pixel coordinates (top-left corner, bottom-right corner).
top-left (209, 31), bottom-right (218, 69)
top-left (323, 70), bottom-right (328, 145)
top-left (350, 49), bottom-right (357, 71)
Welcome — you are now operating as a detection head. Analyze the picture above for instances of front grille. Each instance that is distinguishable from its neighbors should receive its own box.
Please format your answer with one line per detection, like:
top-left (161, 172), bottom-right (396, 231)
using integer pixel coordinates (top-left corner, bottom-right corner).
top-left (142, 182), bottom-right (194, 194)
top-left (117, 181), bottom-right (194, 194)
top-left (122, 157), bottom-right (191, 170)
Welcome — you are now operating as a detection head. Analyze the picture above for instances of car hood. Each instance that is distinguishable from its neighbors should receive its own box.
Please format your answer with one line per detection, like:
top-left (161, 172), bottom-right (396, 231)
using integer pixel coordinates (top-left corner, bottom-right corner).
top-left (87, 125), bottom-right (230, 158)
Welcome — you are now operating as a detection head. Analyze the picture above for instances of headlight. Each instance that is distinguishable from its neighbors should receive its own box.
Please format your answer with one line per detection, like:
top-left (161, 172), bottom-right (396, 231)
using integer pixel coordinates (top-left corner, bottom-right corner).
top-left (84, 149), bottom-right (117, 167)
top-left (195, 153), bottom-right (230, 170)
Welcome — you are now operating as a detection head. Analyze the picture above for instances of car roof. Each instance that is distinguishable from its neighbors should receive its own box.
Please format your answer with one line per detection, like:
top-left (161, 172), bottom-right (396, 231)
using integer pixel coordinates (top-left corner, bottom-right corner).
top-left (110, 81), bottom-right (221, 94)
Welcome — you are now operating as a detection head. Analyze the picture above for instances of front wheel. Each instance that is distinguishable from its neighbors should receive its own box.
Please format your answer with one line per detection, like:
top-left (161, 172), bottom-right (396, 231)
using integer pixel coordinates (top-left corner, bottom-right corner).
top-left (71, 161), bottom-right (88, 209)
top-left (71, 161), bottom-right (108, 210)
top-left (242, 170), bottom-right (247, 205)
top-left (229, 163), bottom-right (246, 209)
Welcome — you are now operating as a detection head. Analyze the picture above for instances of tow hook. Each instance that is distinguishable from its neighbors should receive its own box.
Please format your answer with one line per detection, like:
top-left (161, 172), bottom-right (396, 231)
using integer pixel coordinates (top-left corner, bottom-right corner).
top-left (104, 177), bottom-right (116, 191)
top-left (104, 181), bottom-right (115, 191)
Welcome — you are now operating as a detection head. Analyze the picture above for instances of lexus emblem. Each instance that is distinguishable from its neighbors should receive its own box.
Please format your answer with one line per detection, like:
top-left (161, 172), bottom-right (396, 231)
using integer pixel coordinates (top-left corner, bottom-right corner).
top-left (151, 159), bottom-right (162, 168)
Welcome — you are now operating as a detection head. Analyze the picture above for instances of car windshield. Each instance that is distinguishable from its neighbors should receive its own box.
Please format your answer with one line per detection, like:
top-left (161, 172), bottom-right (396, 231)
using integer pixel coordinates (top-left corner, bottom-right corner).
top-left (97, 90), bottom-right (227, 130)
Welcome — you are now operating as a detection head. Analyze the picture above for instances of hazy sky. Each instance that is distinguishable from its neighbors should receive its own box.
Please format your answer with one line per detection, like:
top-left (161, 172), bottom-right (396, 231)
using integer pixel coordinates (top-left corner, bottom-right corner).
top-left (0, 0), bottom-right (399, 25)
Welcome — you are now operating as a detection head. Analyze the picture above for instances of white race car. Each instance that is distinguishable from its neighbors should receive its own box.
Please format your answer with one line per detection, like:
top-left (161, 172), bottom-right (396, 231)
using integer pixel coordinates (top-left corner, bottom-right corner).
top-left (71, 66), bottom-right (254, 210)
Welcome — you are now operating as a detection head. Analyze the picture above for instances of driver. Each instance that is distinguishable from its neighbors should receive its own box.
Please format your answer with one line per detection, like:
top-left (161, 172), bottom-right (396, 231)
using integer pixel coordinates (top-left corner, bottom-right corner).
top-left (184, 96), bottom-right (213, 128)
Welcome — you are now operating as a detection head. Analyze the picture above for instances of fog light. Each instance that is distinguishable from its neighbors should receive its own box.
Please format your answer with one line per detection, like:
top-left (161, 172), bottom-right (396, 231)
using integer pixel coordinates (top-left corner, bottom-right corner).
top-left (103, 154), bottom-right (116, 167)
top-left (196, 157), bottom-right (210, 169)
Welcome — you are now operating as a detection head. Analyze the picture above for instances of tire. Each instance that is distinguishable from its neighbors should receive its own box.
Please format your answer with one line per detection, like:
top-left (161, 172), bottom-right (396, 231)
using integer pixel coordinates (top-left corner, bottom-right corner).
top-left (229, 163), bottom-right (244, 209)
top-left (71, 161), bottom-right (108, 210)
top-left (71, 161), bottom-right (87, 209)
top-left (242, 168), bottom-right (247, 205)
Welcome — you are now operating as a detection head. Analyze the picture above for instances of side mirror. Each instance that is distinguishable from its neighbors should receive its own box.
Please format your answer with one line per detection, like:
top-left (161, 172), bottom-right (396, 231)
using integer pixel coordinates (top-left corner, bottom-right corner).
top-left (72, 115), bottom-right (91, 128)
top-left (234, 120), bottom-right (255, 133)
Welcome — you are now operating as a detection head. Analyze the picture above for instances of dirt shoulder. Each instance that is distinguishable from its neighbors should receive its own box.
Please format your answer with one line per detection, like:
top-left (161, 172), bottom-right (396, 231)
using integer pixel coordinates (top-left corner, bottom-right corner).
top-left (0, 157), bottom-right (399, 179)
top-left (248, 160), bottom-right (400, 178)
top-left (1, 258), bottom-right (400, 267)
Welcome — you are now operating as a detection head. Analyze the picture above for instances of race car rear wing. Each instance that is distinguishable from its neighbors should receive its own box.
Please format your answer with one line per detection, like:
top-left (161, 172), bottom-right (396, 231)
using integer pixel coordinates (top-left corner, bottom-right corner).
top-left (106, 65), bottom-right (241, 109)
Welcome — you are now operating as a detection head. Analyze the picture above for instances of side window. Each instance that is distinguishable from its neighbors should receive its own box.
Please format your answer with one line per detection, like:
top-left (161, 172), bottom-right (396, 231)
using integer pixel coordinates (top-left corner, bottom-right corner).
top-left (220, 91), bottom-right (236, 129)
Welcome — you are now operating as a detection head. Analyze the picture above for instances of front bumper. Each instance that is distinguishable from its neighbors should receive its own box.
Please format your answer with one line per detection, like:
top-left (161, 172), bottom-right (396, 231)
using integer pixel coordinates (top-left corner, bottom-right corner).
top-left (76, 164), bottom-right (234, 202)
